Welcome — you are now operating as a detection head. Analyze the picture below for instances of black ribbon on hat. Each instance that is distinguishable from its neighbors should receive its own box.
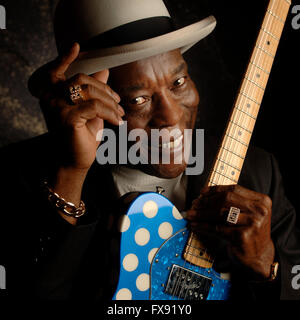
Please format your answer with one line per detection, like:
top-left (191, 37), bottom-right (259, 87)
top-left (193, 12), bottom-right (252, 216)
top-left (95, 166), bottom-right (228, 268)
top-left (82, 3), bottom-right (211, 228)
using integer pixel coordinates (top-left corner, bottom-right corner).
top-left (80, 16), bottom-right (175, 51)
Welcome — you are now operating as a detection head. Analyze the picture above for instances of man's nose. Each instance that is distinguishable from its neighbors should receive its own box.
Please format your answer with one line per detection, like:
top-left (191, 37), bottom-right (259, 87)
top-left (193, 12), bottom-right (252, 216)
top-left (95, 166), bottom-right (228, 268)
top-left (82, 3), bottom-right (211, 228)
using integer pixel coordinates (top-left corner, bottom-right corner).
top-left (150, 91), bottom-right (184, 128)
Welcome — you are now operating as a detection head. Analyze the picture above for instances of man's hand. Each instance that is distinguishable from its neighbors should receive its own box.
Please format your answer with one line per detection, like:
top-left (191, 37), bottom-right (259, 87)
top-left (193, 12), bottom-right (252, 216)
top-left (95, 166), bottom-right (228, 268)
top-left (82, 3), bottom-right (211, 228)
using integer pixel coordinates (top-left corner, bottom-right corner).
top-left (186, 185), bottom-right (275, 280)
top-left (29, 42), bottom-right (124, 170)
top-left (28, 43), bottom-right (124, 224)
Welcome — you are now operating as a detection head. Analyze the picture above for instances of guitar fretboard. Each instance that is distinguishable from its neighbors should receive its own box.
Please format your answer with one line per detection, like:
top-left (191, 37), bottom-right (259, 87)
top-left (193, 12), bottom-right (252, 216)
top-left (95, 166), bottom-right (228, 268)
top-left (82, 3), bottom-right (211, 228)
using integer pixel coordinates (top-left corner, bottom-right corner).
top-left (184, 0), bottom-right (291, 268)
top-left (208, 0), bottom-right (290, 186)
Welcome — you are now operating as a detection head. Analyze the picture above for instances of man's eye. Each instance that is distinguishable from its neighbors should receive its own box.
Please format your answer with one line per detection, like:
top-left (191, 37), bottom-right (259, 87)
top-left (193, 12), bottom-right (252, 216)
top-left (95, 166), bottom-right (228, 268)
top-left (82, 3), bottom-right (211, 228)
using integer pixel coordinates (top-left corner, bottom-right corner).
top-left (173, 77), bottom-right (186, 87)
top-left (130, 96), bottom-right (146, 105)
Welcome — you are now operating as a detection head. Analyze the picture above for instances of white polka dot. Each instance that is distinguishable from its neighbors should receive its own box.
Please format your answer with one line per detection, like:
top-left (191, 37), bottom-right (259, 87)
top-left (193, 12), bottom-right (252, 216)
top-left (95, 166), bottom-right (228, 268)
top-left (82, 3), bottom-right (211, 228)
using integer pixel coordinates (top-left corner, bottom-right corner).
top-left (135, 228), bottom-right (150, 246)
top-left (148, 248), bottom-right (158, 264)
top-left (136, 273), bottom-right (149, 291)
top-left (158, 222), bottom-right (173, 239)
top-left (172, 206), bottom-right (183, 220)
top-left (118, 215), bottom-right (130, 233)
top-left (116, 288), bottom-right (132, 300)
top-left (122, 253), bottom-right (139, 272)
top-left (143, 201), bottom-right (158, 218)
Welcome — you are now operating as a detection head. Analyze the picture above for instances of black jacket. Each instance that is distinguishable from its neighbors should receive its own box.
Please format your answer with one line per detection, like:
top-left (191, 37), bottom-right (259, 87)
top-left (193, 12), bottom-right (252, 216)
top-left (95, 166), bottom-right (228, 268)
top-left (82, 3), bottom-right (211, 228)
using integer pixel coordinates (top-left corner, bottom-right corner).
top-left (0, 133), bottom-right (299, 300)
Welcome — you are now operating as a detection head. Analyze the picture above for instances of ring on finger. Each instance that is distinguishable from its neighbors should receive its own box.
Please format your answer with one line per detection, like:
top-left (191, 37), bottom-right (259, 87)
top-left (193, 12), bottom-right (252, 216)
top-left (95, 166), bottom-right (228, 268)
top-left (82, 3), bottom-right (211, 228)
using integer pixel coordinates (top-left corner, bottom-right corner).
top-left (69, 84), bottom-right (83, 104)
top-left (226, 206), bottom-right (240, 225)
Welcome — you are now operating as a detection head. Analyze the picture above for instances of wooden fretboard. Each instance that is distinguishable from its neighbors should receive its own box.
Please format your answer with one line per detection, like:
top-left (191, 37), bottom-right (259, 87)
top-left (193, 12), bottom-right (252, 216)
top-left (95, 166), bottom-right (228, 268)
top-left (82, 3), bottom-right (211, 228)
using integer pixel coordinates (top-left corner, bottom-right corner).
top-left (183, 0), bottom-right (291, 268)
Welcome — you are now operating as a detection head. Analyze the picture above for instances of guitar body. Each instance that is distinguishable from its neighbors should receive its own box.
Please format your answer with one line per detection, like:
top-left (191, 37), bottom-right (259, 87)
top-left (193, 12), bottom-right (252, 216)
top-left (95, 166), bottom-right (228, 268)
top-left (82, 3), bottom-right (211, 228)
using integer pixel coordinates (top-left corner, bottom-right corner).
top-left (112, 192), bottom-right (231, 300)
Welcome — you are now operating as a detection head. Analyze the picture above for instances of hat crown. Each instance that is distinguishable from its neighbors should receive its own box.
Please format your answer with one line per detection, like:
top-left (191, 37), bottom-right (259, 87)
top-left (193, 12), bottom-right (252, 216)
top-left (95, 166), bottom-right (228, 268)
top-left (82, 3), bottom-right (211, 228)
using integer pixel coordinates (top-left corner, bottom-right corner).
top-left (55, 0), bottom-right (171, 53)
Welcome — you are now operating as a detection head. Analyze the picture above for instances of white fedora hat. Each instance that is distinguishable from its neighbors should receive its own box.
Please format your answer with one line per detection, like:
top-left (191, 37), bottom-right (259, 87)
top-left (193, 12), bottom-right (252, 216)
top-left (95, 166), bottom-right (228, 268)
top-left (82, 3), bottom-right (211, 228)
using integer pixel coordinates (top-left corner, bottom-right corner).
top-left (54, 0), bottom-right (216, 78)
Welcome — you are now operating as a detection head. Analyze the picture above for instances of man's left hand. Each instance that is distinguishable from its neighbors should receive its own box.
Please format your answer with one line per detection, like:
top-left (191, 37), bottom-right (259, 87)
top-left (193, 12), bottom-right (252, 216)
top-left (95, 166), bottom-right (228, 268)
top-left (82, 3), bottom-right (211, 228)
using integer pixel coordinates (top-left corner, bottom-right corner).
top-left (186, 185), bottom-right (275, 280)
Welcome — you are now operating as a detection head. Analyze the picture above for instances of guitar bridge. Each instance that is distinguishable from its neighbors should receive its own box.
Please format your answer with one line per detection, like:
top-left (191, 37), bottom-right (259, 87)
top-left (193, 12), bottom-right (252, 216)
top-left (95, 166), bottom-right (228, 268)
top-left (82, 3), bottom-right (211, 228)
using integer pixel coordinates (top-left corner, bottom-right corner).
top-left (165, 264), bottom-right (212, 300)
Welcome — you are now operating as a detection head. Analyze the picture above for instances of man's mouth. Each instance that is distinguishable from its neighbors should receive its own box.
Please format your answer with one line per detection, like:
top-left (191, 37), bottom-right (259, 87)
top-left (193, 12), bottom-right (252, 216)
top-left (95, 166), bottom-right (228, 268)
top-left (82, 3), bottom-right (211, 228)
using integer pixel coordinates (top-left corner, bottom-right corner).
top-left (159, 134), bottom-right (183, 149)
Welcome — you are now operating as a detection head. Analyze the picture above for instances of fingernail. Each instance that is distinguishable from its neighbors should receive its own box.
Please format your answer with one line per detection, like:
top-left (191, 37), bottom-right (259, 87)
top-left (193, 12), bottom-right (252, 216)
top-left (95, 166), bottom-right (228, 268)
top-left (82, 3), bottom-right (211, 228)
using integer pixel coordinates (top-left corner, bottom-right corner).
top-left (118, 105), bottom-right (125, 116)
top-left (113, 92), bottom-right (121, 102)
top-left (118, 118), bottom-right (124, 125)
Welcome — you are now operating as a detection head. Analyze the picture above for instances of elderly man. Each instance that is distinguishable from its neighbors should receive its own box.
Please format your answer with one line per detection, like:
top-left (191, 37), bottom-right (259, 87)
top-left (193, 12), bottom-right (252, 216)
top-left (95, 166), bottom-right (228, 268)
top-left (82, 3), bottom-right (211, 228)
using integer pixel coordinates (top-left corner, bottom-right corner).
top-left (0, 0), bottom-right (299, 300)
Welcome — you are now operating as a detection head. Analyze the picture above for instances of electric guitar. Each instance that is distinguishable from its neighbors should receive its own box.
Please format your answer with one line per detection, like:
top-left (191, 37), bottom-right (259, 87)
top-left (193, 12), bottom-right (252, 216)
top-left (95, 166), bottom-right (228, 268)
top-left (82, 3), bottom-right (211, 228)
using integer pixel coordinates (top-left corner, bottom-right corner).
top-left (112, 0), bottom-right (291, 300)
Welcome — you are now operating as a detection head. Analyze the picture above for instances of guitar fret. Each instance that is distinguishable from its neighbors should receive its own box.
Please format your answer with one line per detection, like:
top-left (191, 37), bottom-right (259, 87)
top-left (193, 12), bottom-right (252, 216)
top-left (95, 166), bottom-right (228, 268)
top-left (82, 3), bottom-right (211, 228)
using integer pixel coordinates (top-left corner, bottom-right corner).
top-left (213, 170), bottom-right (238, 183)
top-left (236, 106), bottom-right (257, 120)
top-left (185, 250), bottom-right (213, 262)
top-left (250, 61), bottom-right (270, 75)
top-left (209, 180), bottom-right (217, 186)
top-left (229, 120), bottom-right (253, 134)
top-left (261, 27), bottom-right (279, 41)
top-left (217, 158), bottom-right (241, 172)
top-left (244, 76), bottom-right (265, 91)
top-left (225, 133), bottom-right (249, 147)
top-left (187, 243), bottom-right (204, 251)
top-left (267, 9), bottom-right (284, 24)
top-left (238, 92), bottom-right (261, 106)
top-left (255, 45), bottom-right (275, 58)
top-left (221, 146), bottom-right (245, 160)
top-left (284, 0), bottom-right (291, 5)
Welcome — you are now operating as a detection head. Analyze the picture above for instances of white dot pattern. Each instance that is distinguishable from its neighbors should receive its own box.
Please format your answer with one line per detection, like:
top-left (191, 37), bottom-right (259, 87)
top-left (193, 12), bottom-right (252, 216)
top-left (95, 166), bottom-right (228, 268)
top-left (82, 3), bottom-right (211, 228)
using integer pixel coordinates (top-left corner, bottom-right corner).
top-left (136, 273), bottom-right (149, 291)
top-left (135, 228), bottom-right (150, 246)
top-left (148, 247), bottom-right (158, 264)
top-left (113, 193), bottom-right (187, 300)
top-left (122, 253), bottom-right (139, 272)
top-left (116, 288), bottom-right (132, 300)
top-left (172, 206), bottom-right (183, 220)
top-left (143, 200), bottom-right (158, 218)
top-left (158, 222), bottom-right (173, 239)
top-left (119, 215), bottom-right (131, 232)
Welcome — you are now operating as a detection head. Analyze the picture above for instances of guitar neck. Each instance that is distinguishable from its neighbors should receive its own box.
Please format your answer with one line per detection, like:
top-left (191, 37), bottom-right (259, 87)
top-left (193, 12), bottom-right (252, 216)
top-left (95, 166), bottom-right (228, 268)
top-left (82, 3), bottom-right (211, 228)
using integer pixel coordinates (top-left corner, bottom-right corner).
top-left (207, 0), bottom-right (291, 187)
top-left (183, 0), bottom-right (291, 268)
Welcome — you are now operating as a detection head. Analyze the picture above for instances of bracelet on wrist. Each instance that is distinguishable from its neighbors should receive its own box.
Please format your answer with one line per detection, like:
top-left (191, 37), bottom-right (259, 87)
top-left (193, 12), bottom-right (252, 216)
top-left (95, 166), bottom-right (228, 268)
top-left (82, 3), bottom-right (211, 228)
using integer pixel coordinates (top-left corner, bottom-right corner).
top-left (43, 181), bottom-right (86, 218)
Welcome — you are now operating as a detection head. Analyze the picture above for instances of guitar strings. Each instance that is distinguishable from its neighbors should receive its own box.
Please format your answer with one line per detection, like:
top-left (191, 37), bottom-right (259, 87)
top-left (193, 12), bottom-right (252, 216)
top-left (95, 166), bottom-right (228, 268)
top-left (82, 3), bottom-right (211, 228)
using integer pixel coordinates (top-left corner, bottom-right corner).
top-left (177, 231), bottom-right (200, 300)
top-left (213, 0), bottom-right (278, 187)
top-left (176, 232), bottom-right (195, 299)
top-left (194, 0), bottom-right (278, 270)
top-left (210, 0), bottom-right (277, 188)
top-left (169, 0), bottom-right (284, 300)
top-left (215, 0), bottom-right (280, 184)
top-left (208, 0), bottom-right (280, 271)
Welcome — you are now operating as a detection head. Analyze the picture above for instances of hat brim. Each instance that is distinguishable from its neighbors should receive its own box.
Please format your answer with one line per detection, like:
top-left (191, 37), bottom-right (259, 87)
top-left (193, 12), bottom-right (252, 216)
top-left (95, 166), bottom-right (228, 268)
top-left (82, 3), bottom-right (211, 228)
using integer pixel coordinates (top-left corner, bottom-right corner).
top-left (65, 15), bottom-right (216, 78)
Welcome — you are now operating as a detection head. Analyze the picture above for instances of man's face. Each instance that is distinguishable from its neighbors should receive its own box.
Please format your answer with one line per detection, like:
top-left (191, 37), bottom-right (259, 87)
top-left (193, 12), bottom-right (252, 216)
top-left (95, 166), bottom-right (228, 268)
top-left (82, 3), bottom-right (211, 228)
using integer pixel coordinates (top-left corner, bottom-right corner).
top-left (110, 49), bottom-right (200, 178)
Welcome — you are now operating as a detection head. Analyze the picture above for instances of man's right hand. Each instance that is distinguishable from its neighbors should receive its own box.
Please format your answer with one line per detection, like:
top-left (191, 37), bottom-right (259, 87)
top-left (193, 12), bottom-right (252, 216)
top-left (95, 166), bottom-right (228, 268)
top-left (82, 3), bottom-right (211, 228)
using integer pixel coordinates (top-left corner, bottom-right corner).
top-left (29, 42), bottom-right (124, 171)
top-left (28, 43), bottom-right (125, 224)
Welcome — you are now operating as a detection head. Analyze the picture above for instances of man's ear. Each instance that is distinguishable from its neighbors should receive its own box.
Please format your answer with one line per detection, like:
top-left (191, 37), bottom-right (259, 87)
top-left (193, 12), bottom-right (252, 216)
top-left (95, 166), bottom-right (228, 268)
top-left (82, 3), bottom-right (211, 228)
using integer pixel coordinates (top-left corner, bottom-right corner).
top-left (91, 69), bottom-right (109, 84)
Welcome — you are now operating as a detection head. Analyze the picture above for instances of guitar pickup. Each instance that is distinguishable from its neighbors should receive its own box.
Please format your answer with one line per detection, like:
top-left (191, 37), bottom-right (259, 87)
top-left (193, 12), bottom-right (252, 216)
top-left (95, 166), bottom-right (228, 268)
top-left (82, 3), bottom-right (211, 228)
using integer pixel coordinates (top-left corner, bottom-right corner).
top-left (165, 264), bottom-right (212, 300)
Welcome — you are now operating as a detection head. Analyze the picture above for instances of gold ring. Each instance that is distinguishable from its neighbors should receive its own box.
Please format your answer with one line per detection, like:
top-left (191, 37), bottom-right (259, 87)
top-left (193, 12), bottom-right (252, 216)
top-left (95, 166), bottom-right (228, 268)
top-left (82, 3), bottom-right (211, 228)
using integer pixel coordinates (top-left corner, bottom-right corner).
top-left (69, 84), bottom-right (83, 104)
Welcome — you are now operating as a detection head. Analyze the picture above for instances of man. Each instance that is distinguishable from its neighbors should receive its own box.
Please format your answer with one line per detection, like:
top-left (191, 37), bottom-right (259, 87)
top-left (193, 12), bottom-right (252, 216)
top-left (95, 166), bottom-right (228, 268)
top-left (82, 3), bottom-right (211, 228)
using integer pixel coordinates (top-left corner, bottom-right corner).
top-left (0, 0), bottom-right (299, 300)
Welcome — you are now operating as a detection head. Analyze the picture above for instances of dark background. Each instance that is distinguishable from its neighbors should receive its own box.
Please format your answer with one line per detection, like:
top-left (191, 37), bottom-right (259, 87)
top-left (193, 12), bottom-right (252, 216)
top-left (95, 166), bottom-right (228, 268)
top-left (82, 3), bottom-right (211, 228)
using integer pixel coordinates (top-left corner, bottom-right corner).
top-left (0, 0), bottom-right (299, 224)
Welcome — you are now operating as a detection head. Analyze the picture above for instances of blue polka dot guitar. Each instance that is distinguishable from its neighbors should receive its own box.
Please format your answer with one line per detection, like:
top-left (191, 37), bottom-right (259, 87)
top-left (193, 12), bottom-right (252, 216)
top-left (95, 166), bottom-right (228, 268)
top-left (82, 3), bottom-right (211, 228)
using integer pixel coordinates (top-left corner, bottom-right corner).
top-left (112, 0), bottom-right (289, 300)
top-left (112, 190), bottom-right (231, 300)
